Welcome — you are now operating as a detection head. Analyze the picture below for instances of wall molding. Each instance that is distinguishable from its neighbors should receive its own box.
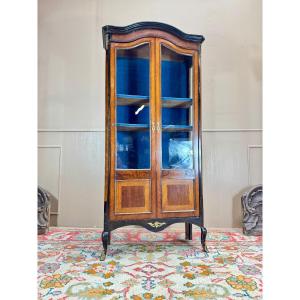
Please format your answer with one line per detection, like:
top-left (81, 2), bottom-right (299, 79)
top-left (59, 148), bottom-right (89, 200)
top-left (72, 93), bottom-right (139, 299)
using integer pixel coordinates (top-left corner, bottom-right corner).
top-left (38, 129), bottom-right (105, 132)
top-left (247, 145), bottom-right (263, 185)
top-left (38, 128), bottom-right (263, 133)
top-left (38, 145), bottom-right (63, 218)
top-left (203, 129), bottom-right (262, 132)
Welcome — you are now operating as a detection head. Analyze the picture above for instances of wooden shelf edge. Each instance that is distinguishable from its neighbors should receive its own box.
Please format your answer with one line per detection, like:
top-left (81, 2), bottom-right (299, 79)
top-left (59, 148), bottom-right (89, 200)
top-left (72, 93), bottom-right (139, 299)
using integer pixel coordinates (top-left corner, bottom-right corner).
top-left (162, 125), bottom-right (193, 132)
top-left (116, 123), bottom-right (150, 131)
top-left (117, 94), bottom-right (150, 106)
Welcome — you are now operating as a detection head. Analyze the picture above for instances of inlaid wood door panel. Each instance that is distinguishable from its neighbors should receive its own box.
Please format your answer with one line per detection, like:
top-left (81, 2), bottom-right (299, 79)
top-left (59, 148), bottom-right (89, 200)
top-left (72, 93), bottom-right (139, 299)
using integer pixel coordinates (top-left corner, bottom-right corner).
top-left (115, 180), bottom-right (151, 215)
top-left (161, 179), bottom-right (195, 212)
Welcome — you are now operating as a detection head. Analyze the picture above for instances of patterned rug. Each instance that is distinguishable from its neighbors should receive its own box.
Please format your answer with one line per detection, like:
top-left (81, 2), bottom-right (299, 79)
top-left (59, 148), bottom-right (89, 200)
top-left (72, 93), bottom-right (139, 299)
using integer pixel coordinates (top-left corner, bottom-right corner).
top-left (38, 227), bottom-right (262, 299)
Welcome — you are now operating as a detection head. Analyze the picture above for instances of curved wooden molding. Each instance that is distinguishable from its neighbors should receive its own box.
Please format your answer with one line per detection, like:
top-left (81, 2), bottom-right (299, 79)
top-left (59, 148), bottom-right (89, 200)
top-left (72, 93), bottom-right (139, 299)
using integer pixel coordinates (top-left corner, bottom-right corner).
top-left (102, 21), bottom-right (205, 49)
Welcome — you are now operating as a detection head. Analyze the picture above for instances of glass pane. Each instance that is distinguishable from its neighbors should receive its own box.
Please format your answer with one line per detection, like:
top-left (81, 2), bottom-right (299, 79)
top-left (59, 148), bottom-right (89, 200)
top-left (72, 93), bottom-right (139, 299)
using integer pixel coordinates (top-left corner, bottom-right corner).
top-left (116, 43), bottom-right (150, 169)
top-left (160, 45), bottom-right (193, 169)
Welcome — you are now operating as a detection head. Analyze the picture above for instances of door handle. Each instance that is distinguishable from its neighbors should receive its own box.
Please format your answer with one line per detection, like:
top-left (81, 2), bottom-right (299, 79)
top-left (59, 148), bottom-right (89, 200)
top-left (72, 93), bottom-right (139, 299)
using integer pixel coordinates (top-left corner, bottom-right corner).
top-left (156, 122), bottom-right (160, 131)
top-left (151, 121), bottom-right (155, 132)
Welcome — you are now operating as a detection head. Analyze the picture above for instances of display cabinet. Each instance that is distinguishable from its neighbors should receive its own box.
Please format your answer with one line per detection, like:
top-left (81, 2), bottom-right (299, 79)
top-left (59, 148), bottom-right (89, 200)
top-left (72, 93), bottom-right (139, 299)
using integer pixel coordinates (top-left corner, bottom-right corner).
top-left (101, 22), bottom-right (207, 260)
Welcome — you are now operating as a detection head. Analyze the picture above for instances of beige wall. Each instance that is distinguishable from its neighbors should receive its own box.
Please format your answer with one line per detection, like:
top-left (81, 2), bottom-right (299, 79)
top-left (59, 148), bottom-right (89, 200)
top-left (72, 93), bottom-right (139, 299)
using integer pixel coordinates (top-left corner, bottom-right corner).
top-left (38, 0), bottom-right (262, 228)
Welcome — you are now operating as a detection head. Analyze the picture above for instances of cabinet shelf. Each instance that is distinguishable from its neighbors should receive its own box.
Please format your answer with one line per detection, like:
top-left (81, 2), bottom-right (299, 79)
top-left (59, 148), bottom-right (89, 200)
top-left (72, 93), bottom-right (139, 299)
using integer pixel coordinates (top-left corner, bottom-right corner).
top-left (116, 123), bottom-right (149, 131)
top-left (117, 94), bottom-right (149, 106)
top-left (161, 97), bottom-right (192, 108)
top-left (116, 123), bottom-right (192, 132)
top-left (162, 125), bottom-right (193, 132)
top-left (116, 94), bottom-right (192, 108)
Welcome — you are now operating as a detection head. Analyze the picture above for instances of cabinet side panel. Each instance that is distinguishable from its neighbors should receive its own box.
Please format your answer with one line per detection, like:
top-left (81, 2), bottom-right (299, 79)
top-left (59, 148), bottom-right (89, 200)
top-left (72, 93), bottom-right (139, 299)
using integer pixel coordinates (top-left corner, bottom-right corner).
top-left (109, 43), bottom-right (117, 219)
top-left (104, 49), bottom-right (110, 203)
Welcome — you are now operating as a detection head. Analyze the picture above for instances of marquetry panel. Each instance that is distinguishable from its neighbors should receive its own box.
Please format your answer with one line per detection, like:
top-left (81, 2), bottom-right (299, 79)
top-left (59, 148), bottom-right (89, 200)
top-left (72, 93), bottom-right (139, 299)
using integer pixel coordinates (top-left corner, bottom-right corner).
top-left (167, 185), bottom-right (190, 206)
top-left (121, 186), bottom-right (145, 208)
top-left (161, 179), bottom-right (195, 212)
top-left (115, 180), bottom-right (151, 214)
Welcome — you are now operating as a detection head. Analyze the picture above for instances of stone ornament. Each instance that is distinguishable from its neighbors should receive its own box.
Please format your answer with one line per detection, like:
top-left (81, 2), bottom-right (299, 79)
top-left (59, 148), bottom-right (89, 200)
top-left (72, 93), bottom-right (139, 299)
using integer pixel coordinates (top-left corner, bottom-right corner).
top-left (241, 185), bottom-right (262, 236)
top-left (38, 186), bottom-right (51, 235)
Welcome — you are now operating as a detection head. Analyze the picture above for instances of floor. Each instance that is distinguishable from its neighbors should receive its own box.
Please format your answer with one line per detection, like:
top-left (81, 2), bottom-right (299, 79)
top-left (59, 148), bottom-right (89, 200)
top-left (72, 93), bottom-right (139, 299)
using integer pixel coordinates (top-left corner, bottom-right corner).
top-left (38, 226), bottom-right (262, 299)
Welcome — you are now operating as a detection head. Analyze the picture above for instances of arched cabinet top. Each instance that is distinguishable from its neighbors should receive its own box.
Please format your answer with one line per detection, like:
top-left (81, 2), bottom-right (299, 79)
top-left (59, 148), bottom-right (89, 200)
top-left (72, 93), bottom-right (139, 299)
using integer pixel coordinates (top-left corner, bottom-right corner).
top-left (102, 22), bottom-right (205, 50)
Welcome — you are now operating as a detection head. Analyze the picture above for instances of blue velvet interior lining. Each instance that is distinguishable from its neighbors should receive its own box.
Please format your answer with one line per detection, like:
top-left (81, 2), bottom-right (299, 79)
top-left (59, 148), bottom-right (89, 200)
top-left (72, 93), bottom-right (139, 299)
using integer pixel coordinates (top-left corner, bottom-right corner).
top-left (117, 57), bottom-right (150, 96)
top-left (161, 60), bottom-right (189, 98)
top-left (116, 57), bottom-right (190, 97)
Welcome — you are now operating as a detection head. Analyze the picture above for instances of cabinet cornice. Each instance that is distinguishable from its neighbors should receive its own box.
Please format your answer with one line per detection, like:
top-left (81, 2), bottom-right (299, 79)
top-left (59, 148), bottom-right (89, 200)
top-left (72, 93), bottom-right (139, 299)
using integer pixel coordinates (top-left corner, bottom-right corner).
top-left (102, 21), bottom-right (205, 49)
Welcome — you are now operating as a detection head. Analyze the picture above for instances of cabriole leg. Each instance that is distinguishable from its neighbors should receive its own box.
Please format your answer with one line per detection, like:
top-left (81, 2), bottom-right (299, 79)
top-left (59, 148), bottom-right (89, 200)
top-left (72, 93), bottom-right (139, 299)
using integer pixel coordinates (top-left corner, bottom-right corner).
top-left (100, 231), bottom-right (109, 261)
top-left (200, 226), bottom-right (208, 252)
top-left (185, 222), bottom-right (192, 240)
top-left (108, 231), bottom-right (111, 245)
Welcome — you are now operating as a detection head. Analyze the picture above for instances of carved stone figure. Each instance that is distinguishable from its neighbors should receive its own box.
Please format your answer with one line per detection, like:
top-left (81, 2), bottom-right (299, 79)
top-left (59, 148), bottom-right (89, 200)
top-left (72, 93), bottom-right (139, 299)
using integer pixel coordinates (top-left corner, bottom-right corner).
top-left (38, 187), bottom-right (51, 234)
top-left (241, 185), bottom-right (262, 236)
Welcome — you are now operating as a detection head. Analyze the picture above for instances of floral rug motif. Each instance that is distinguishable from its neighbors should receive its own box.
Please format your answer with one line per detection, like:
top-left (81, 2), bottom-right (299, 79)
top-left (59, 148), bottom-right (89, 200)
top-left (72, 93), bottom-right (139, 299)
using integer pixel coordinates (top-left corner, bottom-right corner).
top-left (38, 227), bottom-right (262, 299)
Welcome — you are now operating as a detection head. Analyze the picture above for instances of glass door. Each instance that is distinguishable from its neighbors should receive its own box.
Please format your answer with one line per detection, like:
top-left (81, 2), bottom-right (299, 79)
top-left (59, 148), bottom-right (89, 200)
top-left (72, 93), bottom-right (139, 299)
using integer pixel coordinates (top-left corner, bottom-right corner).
top-left (110, 38), bottom-right (156, 220)
top-left (115, 43), bottom-right (151, 170)
top-left (156, 39), bottom-right (200, 217)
